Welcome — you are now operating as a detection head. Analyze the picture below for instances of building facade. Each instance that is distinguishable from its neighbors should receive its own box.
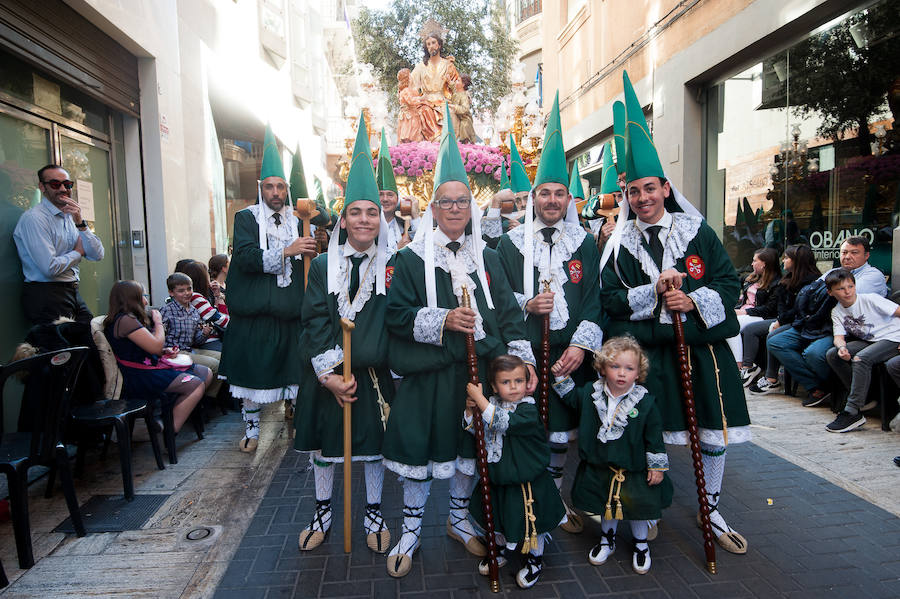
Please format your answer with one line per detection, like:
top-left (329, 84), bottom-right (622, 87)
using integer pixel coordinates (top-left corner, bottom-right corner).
top-left (536, 0), bottom-right (898, 281)
top-left (0, 0), bottom-right (353, 369)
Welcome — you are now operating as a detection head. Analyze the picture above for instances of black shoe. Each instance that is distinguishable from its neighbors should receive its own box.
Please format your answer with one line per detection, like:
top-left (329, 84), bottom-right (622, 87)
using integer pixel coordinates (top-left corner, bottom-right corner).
top-left (825, 411), bottom-right (865, 433)
top-left (802, 391), bottom-right (830, 407)
top-left (749, 378), bottom-right (782, 395)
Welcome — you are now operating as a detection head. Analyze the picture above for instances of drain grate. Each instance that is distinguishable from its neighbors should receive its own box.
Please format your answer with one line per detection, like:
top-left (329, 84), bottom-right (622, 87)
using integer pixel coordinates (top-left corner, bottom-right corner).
top-left (55, 494), bottom-right (170, 533)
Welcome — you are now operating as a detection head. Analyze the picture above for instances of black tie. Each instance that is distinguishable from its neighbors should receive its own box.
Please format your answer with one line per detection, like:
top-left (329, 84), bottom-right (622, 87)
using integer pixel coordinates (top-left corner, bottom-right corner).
top-left (540, 227), bottom-right (555, 246)
top-left (349, 255), bottom-right (365, 299)
top-left (272, 212), bottom-right (282, 226)
top-left (647, 225), bottom-right (664, 269)
top-left (446, 241), bottom-right (461, 255)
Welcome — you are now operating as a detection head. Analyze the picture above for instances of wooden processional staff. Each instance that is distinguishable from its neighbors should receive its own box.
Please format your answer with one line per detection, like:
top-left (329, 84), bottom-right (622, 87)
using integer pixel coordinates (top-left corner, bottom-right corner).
top-left (537, 280), bottom-right (551, 429)
top-left (294, 198), bottom-right (320, 288)
top-left (460, 287), bottom-right (501, 592)
top-left (340, 318), bottom-right (355, 554)
top-left (668, 283), bottom-right (717, 574)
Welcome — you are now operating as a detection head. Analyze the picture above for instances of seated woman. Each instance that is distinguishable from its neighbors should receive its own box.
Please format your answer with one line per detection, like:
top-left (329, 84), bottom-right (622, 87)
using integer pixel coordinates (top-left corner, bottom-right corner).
top-left (727, 248), bottom-right (781, 382)
top-left (180, 260), bottom-right (229, 352)
top-left (748, 244), bottom-right (821, 394)
top-left (103, 280), bottom-right (211, 432)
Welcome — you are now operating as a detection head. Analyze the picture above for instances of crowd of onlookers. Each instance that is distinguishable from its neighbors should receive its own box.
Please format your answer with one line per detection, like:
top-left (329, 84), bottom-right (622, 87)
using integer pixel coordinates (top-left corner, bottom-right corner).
top-left (730, 236), bottom-right (900, 437)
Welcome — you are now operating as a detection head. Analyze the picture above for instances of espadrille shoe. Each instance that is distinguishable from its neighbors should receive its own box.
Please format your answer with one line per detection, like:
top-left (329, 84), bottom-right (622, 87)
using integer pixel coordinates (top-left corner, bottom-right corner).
top-left (446, 518), bottom-right (487, 556)
top-left (238, 437), bottom-right (258, 452)
top-left (364, 503), bottom-right (391, 554)
top-left (559, 503), bottom-right (584, 534)
top-left (298, 500), bottom-right (331, 551)
top-left (696, 510), bottom-right (748, 554)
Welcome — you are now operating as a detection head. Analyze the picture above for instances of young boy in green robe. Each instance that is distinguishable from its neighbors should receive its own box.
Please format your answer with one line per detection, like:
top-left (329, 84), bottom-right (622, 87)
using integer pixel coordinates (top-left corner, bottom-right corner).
top-left (465, 355), bottom-right (565, 589)
top-left (554, 336), bottom-right (672, 575)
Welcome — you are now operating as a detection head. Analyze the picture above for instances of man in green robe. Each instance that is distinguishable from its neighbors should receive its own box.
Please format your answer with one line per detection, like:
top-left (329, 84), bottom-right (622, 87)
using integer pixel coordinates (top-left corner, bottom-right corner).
top-left (220, 125), bottom-right (317, 453)
top-left (382, 104), bottom-right (537, 578)
top-left (495, 92), bottom-right (603, 535)
top-left (599, 71), bottom-right (750, 554)
top-left (482, 135), bottom-right (531, 247)
top-left (294, 115), bottom-right (395, 554)
top-left (375, 128), bottom-right (417, 252)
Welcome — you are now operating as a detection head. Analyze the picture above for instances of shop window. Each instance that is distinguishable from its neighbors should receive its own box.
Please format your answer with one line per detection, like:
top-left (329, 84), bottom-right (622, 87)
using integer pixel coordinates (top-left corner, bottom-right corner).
top-left (707, 1), bottom-right (899, 278)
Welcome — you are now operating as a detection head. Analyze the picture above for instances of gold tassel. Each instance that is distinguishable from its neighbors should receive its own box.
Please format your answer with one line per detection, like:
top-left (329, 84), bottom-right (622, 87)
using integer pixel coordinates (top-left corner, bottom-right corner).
top-left (603, 503), bottom-right (613, 521)
top-left (604, 468), bottom-right (626, 521)
top-left (520, 483), bottom-right (539, 554)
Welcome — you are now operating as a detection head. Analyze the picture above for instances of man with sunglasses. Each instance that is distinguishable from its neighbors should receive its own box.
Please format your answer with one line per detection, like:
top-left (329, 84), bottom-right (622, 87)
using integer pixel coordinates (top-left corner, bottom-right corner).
top-left (13, 164), bottom-right (104, 325)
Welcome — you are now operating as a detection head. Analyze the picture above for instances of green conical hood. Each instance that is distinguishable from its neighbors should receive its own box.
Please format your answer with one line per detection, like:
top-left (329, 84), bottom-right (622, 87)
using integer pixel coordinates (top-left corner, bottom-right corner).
top-left (532, 91), bottom-right (568, 189)
top-left (599, 142), bottom-right (620, 194)
top-left (310, 175), bottom-right (332, 227)
top-left (612, 101), bottom-right (626, 175)
top-left (432, 102), bottom-right (469, 194)
top-left (375, 128), bottom-right (398, 194)
top-left (344, 112), bottom-right (381, 209)
top-left (569, 161), bottom-right (585, 200)
top-left (499, 159), bottom-right (511, 191)
top-left (260, 123), bottom-right (285, 181)
top-left (289, 145), bottom-right (308, 203)
top-left (508, 135), bottom-right (531, 193)
top-left (622, 71), bottom-right (664, 183)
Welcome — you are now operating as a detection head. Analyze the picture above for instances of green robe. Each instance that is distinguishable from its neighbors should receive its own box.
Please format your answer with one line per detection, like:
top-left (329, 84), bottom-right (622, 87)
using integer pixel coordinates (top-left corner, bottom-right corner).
top-left (467, 398), bottom-right (565, 542)
top-left (496, 222), bottom-right (604, 435)
top-left (220, 207), bottom-right (304, 394)
top-left (382, 235), bottom-right (535, 480)
top-left (294, 251), bottom-right (396, 459)
top-left (557, 378), bottom-right (673, 520)
top-left (599, 213), bottom-right (750, 442)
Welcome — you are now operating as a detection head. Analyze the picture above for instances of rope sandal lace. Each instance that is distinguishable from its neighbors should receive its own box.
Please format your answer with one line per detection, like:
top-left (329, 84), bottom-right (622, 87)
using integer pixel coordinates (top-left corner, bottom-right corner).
top-left (446, 495), bottom-right (487, 556)
top-left (588, 527), bottom-right (616, 565)
top-left (386, 505), bottom-right (423, 578)
top-left (515, 553), bottom-right (543, 589)
top-left (631, 537), bottom-right (651, 574)
top-left (298, 499), bottom-right (332, 551)
top-left (478, 545), bottom-right (510, 576)
top-left (364, 502), bottom-right (391, 553)
top-left (695, 493), bottom-right (748, 554)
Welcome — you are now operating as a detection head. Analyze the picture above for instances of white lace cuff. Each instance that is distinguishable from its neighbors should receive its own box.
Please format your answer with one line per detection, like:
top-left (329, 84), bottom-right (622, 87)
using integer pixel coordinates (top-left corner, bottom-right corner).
top-left (571, 320), bottom-right (603, 353)
top-left (688, 287), bottom-right (726, 329)
top-left (311, 345), bottom-right (344, 378)
top-left (514, 291), bottom-right (528, 313)
top-left (262, 247), bottom-right (285, 274)
top-left (646, 452), bottom-right (669, 471)
top-left (507, 339), bottom-right (536, 366)
top-left (413, 307), bottom-right (449, 346)
top-left (627, 283), bottom-right (658, 321)
top-left (481, 215), bottom-right (502, 240)
top-left (552, 376), bottom-right (575, 397)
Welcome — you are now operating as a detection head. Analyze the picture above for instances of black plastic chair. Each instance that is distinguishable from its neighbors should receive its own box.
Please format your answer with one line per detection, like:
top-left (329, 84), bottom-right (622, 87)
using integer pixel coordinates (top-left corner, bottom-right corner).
top-left (0, 347), bottom-right (89, 569)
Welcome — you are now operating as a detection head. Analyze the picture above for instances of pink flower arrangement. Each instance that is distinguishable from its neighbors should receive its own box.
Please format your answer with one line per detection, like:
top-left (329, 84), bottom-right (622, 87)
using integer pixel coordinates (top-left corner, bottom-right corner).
top-left (374, 141), bottom-right (511, 188)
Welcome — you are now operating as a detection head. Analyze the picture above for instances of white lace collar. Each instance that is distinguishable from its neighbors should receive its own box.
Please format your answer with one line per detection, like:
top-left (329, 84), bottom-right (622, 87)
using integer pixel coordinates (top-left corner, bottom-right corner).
top-left (483, 395), bottom-right (536, 463)
top-left (591, 378), bottom-right (647, 442)
top-left (335, 243), bottom-right (378, 320)
top-left (619, 212), bottom-right (702, 282)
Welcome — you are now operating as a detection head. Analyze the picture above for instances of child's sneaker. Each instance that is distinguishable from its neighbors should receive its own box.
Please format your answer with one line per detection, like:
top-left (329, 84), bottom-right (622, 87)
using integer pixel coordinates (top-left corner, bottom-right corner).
top-left (515, 553), bottom-right (543, 589)
top-left (631, 539), bottom-right (651, 575)
top-left (825, 410), bottom-right (865, 433)
top-left (477, 547), bottom-right (509, 576)
top-left (739, 365), bottom-right (761, 387)
top-left (748, 378), bottom-right (782, 395)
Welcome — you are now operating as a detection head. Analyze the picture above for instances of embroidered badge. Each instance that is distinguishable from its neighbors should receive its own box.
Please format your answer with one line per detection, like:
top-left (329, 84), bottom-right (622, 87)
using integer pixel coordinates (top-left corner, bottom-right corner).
top-left (686, 255), bottom-right (705, 280)
top-left (628, 408), bottom-right (639, 418)
top-left (568, 260), bottom-right (583, 284)
top-left (385, 266), bottom-right (394, 289)
top-left (485, 271), bottom-right (491, 287)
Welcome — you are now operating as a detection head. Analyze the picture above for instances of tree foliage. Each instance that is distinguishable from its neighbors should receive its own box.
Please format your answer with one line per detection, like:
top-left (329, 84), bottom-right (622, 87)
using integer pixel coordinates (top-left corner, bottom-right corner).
top-left (352, 0), bottom-right (517, 114)
top-left (788, 3), bottom-right (900, 155)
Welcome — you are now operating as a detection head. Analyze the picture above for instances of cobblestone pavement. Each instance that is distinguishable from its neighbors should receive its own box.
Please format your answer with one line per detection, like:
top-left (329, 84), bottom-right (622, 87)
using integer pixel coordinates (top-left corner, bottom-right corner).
top-left (213, 440), bottom-right (900, 598)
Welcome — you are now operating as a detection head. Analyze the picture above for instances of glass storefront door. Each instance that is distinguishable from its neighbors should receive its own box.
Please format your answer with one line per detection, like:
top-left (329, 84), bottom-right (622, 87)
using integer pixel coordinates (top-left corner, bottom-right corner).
top-left (707, 0), bottom-right (899, 278)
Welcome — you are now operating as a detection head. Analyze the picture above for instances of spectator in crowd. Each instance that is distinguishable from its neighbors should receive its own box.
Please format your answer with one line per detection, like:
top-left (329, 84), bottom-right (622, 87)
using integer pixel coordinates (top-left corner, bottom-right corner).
top-left (767, 237), bottom-right (887, 406)
top-left (208, 253), bottom-right (230, 312)
top-left (727, 248), bottom-right (781, 381)
top-left (180, 260), bottom-right (229, 352)
top-left (824, 269), bottom-right (900, 432)
top-left (13, 164), bottom-right (104, 325)
top-left (748, 244), bottom-right (820, 393)
top-left (103, 280), bottom-right (210, 432)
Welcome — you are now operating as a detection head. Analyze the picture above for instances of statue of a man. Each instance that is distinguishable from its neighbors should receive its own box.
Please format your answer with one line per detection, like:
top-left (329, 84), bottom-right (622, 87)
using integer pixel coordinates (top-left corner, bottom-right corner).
top-left (410, 29), bottom-right (460, 142)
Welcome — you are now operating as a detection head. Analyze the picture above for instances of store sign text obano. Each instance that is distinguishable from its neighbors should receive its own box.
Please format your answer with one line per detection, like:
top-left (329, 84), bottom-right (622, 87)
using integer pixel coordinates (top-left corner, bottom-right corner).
top-left (809, 228), bottom-right (874, 260)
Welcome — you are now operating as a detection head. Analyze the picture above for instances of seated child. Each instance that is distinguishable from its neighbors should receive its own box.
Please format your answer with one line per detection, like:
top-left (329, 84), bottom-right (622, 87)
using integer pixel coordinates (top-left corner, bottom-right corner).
top-left (553, 335), bottom-right (672, 575)
top-left (158, 273), bottom-right (221, 389)
top-left (824, 268), bottom-right (900, 433)
top-left (465, 355), bottom-right (565, 589)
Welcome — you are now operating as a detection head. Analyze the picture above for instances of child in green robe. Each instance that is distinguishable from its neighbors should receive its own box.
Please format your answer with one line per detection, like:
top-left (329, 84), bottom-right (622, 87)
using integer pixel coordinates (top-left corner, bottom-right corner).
top-left (466, 355), bottom-right (565, 589)
top-left (554, 336), bottom-right (673, 575)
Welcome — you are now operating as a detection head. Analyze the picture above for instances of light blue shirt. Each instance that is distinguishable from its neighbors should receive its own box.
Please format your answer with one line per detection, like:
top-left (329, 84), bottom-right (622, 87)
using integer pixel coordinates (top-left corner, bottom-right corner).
top-left (13, 197), bottom-right (104, 282)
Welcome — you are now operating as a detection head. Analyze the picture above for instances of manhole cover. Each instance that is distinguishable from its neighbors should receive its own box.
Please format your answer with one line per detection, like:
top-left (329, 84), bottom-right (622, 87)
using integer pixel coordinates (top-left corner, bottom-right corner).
top-left (186, 527), bottom-right (212, 541)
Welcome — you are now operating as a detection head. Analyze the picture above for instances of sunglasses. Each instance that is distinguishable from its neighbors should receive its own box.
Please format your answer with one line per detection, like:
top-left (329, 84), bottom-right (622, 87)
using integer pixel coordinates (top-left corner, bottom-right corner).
top-left (42, 179), bottom-right (75, 190)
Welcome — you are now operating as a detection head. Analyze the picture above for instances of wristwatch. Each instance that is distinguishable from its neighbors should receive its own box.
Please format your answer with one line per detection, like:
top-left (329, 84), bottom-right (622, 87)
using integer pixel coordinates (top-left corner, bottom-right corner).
top-left (76, 220), bottom-right (87, 229)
